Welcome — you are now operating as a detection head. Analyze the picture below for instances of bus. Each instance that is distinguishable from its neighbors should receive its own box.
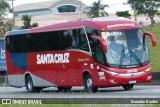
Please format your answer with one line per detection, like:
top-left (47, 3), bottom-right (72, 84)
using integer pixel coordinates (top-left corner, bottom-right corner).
top-left (5, 17), bottom-right (156, 92)
top-left (0, 38), bottom-right (7, 75)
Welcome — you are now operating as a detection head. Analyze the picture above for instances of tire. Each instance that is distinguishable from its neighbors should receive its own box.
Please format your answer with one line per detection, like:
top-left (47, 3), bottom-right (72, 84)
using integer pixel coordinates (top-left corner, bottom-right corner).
top-left (57, 87), bottom-right (72, 92)
top-left (26, 76), bottom-right (35, 93)
top-left (84, 74), bottom-right (98, 92)
top-left (123, 84), bottom-right (134, 91)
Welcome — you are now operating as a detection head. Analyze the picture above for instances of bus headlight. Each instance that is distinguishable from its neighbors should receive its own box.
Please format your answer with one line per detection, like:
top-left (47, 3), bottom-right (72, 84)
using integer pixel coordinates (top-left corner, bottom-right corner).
top-left (101, 68), bottom-right (119, 76)
top-left (109, 72), bottom-right (119, 76)
top-left (144, 67), bottom-right (151, 72)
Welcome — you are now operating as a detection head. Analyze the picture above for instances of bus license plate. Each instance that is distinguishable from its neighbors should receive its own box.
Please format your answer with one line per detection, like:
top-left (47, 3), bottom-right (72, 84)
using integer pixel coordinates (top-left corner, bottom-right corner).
top-left (129, 80), bottom-right (136, 84)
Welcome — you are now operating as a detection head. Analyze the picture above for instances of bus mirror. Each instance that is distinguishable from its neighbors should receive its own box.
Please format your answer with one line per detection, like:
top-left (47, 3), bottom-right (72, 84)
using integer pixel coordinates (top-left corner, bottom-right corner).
top-left (91, 35), bottom-right (107, 51)
top-left (144, 32), bottom-right (156, 47)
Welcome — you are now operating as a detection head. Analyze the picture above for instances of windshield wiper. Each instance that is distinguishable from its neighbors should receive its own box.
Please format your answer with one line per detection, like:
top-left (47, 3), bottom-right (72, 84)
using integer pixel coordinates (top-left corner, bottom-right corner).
top-left (128, 45), bottom-right (143, 66)
top-left (119, 44), bottom-right (125, 68)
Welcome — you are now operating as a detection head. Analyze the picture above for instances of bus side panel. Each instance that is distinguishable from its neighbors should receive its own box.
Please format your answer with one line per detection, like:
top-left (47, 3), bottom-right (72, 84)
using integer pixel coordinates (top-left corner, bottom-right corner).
top-left (63, 50), bottom-right (94, 86)
top-left (27, 50), bottom-right (94, 87)
top-left (6, 51), bottom-right (26, 87)
top-left (27, 52), bottom-right (61, 87)
top-left (6, 51), bottom-right (27, 75)
top-left (8, 74), bottom-right (25, 87)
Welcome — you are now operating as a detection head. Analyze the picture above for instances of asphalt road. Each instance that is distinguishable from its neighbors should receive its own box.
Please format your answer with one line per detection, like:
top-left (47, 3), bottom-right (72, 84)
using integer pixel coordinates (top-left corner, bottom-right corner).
top-left (0, 85), bottom-right (160, 98)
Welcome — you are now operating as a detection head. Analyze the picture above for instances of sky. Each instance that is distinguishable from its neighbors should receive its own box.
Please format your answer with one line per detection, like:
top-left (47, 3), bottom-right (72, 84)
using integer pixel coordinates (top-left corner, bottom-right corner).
top-left (7, 0), bottom-right (131, 13)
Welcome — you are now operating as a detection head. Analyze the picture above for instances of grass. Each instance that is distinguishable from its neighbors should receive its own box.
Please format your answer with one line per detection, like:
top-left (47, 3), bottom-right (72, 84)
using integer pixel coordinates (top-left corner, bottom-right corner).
top-left (144, 24), bottom-right (160, 72)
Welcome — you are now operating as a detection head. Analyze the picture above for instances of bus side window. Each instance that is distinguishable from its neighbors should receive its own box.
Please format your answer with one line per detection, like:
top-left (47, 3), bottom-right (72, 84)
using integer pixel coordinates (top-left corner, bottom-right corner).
top-left (27, 34), bottom-right (35, 52)
top-left (95, 41), bottom-right (105, 65)
top-left (13, 36), bottom-right (21, 52)
top-left (85, 26), bottom-right (100, 37)
top-left (58, 31), bottom-right (66, 50)
top-left (85, 26), bottom-right (100, 52)
top-left (8, 35), bottom-right (28, 53)
top-left (72, 29), bottom-right (79, 48)
top-left (46, 31), bottom-right (60, 51)
top-left (77, 28), bottom-right (89, 52)
top-left (21, 35), bottom-right (28, 52)
top-left (85, 26), bottom-right (105, 65)
top-left (6, 36), bottom-right (14, 52)
top-left (63, 30), bottom-right (77, 49)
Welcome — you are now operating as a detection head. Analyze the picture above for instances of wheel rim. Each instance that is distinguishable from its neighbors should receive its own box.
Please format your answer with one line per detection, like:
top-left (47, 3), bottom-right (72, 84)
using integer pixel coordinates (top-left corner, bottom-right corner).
top-left (86, 78), bottom-right (92, 89)
top-left (28, 79), bottom-right (32, 91)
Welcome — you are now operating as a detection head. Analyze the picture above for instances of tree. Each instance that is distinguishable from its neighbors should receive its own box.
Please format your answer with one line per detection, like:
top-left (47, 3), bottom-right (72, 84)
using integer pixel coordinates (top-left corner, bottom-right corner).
top-left (0, 0), bottom-right (13, 38)
top-left (0, 20), bottom-right (13, 38)
top-left (128, 0), bottom-right (160, 25)
top-left (21, 15), bottom-right (38, 29)
top-left (157, 11), bottom-right (160, 16)
top-left (87, 0), bottom-right (109, 18)
top-left (116, 11), bottom-right (131, 18)
top-left (0, 0), bottom-right (12, 19)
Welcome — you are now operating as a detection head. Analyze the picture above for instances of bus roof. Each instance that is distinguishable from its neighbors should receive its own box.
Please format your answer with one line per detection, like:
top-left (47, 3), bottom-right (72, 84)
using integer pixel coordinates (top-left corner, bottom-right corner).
top-left (6, 17), bottom-right (140, 36)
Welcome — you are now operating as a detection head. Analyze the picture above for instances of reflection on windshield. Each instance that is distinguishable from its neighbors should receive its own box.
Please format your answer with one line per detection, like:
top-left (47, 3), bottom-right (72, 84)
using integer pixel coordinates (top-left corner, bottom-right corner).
top-left (101, 29), bottom-right (149, 68)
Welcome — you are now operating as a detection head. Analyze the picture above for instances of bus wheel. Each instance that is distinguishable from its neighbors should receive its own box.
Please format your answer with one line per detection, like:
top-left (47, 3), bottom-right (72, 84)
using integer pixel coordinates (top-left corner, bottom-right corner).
top-left (84, 74), bottom-right (98, 92)
top-left (57, 87), bottom-right (72, 92)
top-left (26, 76), bottom-right (35, 93)
top-left (123, 84), bottom-right (134, 91)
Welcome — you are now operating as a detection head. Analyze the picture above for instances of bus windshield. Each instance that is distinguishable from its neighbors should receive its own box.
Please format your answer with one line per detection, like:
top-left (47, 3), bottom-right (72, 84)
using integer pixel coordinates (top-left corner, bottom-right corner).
top-left (101, 29), bottom-right (149, 68)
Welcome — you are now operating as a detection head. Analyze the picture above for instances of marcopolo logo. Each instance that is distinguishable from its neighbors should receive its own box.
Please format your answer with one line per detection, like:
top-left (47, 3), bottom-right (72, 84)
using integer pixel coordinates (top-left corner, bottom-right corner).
top-left (37, 53), bottom-right (70, 64)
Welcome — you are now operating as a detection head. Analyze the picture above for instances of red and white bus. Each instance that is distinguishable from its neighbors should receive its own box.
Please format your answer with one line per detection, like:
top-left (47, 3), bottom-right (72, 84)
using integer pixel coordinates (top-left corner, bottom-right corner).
top-left (5, 17), bottom-right (156, 92)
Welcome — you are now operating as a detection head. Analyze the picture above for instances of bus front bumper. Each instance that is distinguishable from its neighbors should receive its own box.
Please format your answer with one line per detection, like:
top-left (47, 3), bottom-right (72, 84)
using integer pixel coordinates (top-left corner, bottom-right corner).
top-left (94, 70), bottom-right (152, 87)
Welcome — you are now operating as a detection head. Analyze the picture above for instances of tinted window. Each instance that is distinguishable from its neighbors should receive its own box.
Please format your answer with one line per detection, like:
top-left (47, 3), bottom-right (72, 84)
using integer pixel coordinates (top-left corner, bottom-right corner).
top-left (46, 31), bottom-right (61, 51)
top-left (6, 28), bottom-right (90, 53)
top-left (85, 26), bottom-right (100, 37)
top-left (57, 5), bottom-right (76, 13)
top-left (77, 28), bottom-right (89, 52)
top-left (6, 35), bottom-right (28, 53)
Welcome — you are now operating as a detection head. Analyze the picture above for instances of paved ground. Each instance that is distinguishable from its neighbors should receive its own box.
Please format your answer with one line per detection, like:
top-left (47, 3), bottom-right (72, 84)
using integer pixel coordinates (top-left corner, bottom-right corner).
top-left (0, 85), bottom-right (160, 98)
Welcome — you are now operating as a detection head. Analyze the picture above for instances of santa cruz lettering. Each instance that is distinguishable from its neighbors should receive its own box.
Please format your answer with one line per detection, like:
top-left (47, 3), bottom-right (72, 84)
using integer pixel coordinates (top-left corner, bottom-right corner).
top-left (107, 23), bottom-right (135, 29)
top-left (37, 53), bottom-right (70, 64)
